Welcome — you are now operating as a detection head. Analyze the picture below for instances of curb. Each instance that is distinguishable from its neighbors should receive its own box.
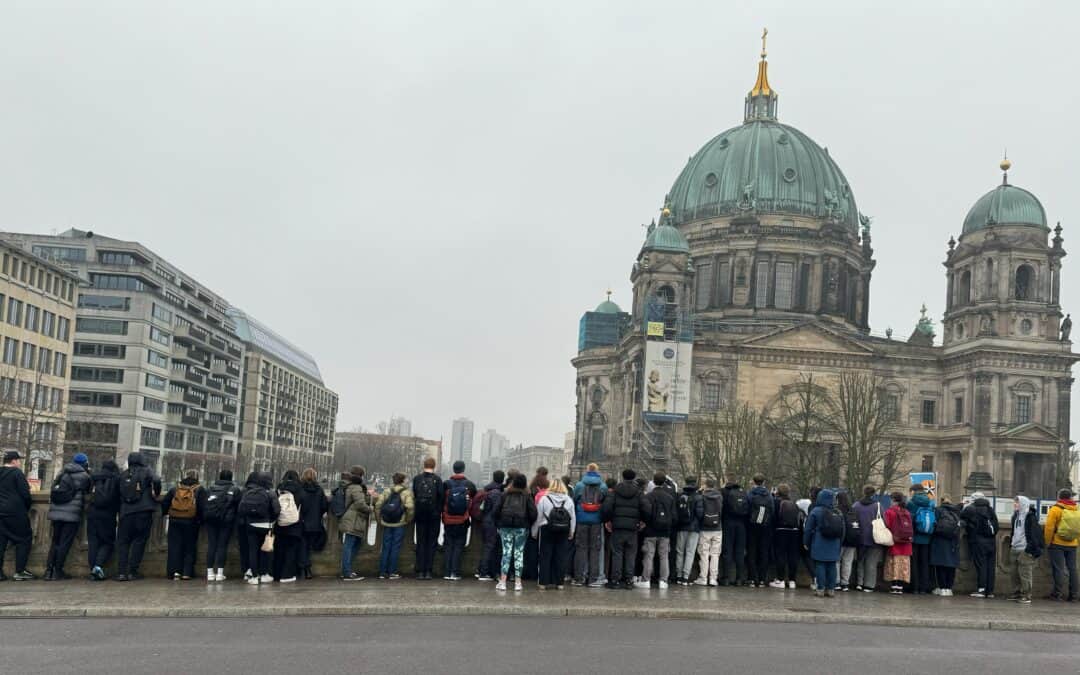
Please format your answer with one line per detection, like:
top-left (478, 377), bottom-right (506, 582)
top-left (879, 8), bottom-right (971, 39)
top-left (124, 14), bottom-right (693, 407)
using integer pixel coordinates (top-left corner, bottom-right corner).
top-left (1, 603), bottom-right (1076, 632)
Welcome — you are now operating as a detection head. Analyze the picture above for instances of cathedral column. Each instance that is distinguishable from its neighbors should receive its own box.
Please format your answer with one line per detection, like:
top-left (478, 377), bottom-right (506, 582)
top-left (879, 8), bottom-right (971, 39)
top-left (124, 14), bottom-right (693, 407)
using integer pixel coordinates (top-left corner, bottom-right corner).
top-left (966, 371), bottom-right (997, 493)
top-left (1052, 261), bottom-right (1062, 305)
top-left (1059, 377), bottom-right (1075, 488)
top-left (860, 273), bottom-right (871, 329)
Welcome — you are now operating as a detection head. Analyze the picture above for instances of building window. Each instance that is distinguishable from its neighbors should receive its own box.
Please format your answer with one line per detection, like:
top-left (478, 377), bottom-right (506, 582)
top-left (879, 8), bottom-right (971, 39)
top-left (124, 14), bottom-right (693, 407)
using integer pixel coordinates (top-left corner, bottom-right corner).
top-left (78, 295), bottom-right (131, 311)
top-left (140, 427), bottom-right (161, 447)
top-left (1015, 395), bottom-right (1032, 425)
top-left (20, 343), bottom-right (35, 369)
top-left (921, 399), bottom-right (936, 425)
top-left (56, 317), bottom-right (70, 342)
top-left (32, 245), bottom-right (86, 262)
top-left (41, 311), bottom-right (55, 337)
top-left (76, 318), bottom-right (128, 335)
top-left (921, 455), bottom-right (935, 472)
top-left (1015, 264), bottom-right (1034, 301)
top-left (65, 421), bottom-right (119, 443)
top-left (147, 349), bottom-right (169, 368)
top-left (24, 305), bottom-right (39, 332)
top-left (164, 430), bottom-right (184, 450)
top-left (186, 432), bottom-right (204, 452)
top-left (695, 263), bottom-right (712, 310)
top-left (3, 338), bottom-right (17, 365)
top-left (149, 326), bottom-right (170, 346)
top-left (143, 397), bottom-right (165, 414)
top-left (53, 352), bottom-right (66, 377)
top-left (71, 366), bottom-right (124, 383)
top-left (702, 382), bottom-right (722, 411)
top-left (958, 269), bottom-right (971, 306)
top-left (774, 262), bottom-right (794, 310)
top-left (69, 390), bottom-right (122, 407)
top-left (145, 373), bottom-right (167, 390)
top-left (954, 396), bottom-right (964, 424)
top-left (88, 273), bottom-right (149, 291)
top-left (99, 251), bottom-right (139, 265)
top-left (754, 261), bottom-right (769, 308)
top-left (716, 262), bottom-right (731, 306)
top-left (74, 342), bottom-right (126, 359)
top-left (6, 298), bottom-right (22, 326)
top-left (152, 303), bottom-right (173, 324)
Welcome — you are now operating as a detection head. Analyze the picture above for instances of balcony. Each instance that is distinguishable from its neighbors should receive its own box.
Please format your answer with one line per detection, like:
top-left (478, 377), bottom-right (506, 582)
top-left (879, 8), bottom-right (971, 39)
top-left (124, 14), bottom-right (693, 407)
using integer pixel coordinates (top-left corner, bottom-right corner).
top-left (223, 401), bottom-right (237, 414)
top-left (181, 414), bottom-right (201, 426)
top-left (224, 384), bottom-right (238, 396)
top-left (182, 391), bottom-right (204, 406)
top-left (184, 370), bottom-right (204, 385)
top-left (176, 324), bottom-right (208, 344)
top-left (208, 335), bottom-right (226, 352)
top-left (211, 361), bottom-right (227, 376)
top-left (226, 363), bottom-right (240, 377)
top-left (205, 377), bottom-right (222, 391)
top-left (202, 419), bottom-right (219, 430)
top-left (221, 423), bottom-right (236, 433)
top-left (168, 411), bottom-right (183, 425)
top-left (227, 345), bottom-right (242, 358)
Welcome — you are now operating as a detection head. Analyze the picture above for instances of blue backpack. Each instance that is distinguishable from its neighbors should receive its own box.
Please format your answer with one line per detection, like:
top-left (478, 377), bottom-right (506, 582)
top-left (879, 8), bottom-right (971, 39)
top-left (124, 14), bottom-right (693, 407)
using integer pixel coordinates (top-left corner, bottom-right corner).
top-left (442, 479), bottom-right (470, 525)
top-left (915, 506), bottom-right (937, 535)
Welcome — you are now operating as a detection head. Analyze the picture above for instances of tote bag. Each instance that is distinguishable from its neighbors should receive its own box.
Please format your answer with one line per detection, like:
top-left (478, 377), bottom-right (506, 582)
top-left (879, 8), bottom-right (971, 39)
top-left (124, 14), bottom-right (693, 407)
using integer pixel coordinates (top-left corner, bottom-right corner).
top-left (260, 528), bottom-right (276, 553)
top-left (871, 502), bottom-right (894, 547)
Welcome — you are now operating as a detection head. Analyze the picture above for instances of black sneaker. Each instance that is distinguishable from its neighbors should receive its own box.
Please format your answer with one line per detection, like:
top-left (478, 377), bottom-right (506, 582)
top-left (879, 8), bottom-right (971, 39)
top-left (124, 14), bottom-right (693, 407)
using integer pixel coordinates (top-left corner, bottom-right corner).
top-left (128, 572), bottom-right (143, 581)
top-left (605, 581), bottom-right (620, 589)
top-left (12, 570), bottom-right (35, 581)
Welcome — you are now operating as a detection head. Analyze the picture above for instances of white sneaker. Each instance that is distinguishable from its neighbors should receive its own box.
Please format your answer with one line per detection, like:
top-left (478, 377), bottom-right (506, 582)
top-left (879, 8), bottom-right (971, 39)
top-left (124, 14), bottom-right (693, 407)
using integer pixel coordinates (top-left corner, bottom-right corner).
top-left (634, 580), bottom-right (652, 589)
top-left (244, 569), bottom-right (253, 581)
top-left (787, 581), bottom-right (797, 589)
top-left (216, 573), bottom-right (227, 582)
top-left (943, 589), bottom-right (953, 597)
top-left (810, 581), bottom-right (817, 591)
top-left (246, 577), bottom-right (260, 586)
top-left (932, 588), bottom-right (941, 596)
top-left (495, 580), bottom-right (507, 591)
top-left (207, 570), bottom-right (215, 582)
top-left (658, 581), bottom-right (669, 590)
top-left (280, 577), bottom-right (296, 583)
top-left (693, 577), bottom-right (709, 586)
top-left (259, 574), bottom-right (273, 583)
top-left (514, 579), bottom-right (523, 591)
top-left (769, 580), bottom-right (785, 589)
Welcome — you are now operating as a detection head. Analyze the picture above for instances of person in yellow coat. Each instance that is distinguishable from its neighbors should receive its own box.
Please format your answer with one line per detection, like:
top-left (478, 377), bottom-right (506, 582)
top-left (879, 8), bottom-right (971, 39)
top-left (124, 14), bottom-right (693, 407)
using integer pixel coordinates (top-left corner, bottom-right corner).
top-left (374, 472), bottom-right (415, 579)
top-left (1043, 488), bottom-right (1080, 601)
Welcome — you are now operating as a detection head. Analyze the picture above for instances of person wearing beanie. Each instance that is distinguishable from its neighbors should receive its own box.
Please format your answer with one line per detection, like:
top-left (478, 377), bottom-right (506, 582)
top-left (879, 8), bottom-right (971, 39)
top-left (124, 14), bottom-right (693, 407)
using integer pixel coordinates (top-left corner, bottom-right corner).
top-left (86, 459), bottom-right (122, 580)
top-left (44, 453), bottom-right (93, 580)
top-left (960, 491), bottom-right (998, 598)
top-left (441, 460), bottom-right (477, 580)
top-left (1044, 488), bottom-right (1079, 601)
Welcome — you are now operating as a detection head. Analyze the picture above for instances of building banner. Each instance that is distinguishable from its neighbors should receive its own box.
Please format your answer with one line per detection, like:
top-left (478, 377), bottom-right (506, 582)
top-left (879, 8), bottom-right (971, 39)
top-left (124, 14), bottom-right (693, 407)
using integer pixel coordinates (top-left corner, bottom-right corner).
top-left (909, 472), bottom-right (937, 499)
top-left (643, 341), bottom-right (692, 422)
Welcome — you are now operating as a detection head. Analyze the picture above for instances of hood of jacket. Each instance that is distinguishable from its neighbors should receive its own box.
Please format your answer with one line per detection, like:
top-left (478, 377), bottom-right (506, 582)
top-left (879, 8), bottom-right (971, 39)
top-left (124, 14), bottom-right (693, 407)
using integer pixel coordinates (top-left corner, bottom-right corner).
top-left (301, 481), bottom-right (321, 494)
top-left (62, 462), bottom-right (88, 476)
top-left (749, 485), bottom-right (769, 499)
top-left (582, 471), bottom-right (604, 486)
top-left (614, 480), bottom-right (640, 499)
top-left (909, 493), bottom-right (931, 509)
top-left (1057, 499), bottom-right (1078, 510)
top-left (212, 479), bottom-right (236, 489)
top-left (859, 495), bottom-right (875, 506)
top-left (815, 489), bottom-right (835, 509)
top-left (127, 452), bottom-right (146, 468)
top-left (482, 481), bottom-right (503, 493)
top-left (682, 486), bottom-right (700, 496)
top-left (724, 482), bottom-right (742, 491)
top-left (796, 498), bottom-right (811, 514)
top-left (179, 476), bottom-right (199, 486)
top-left (1016, 496), bottom-right (1033, 515)
top-left (973, 497), bottom-right (992, 509)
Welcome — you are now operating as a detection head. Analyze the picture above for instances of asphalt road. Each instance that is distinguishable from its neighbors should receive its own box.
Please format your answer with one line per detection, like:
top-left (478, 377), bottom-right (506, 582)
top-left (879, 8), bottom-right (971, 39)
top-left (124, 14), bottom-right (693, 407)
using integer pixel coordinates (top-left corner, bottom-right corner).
top-left (1, 616), bottom-right (1075, 674)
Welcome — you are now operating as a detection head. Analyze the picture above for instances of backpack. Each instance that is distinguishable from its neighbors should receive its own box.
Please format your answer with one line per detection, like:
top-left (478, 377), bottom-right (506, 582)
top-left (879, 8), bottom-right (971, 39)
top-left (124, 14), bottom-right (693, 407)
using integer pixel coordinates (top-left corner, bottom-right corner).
top-left (50, 472), bottom-right (75, 505)
top-left (749, 491), bottom-right (772, 526)
top-left (168, 483), bottom-right (198, 519)
top-left (972, 507), bottom-right (997, 538)
top-left (914, 505), bottom-right (936, 535)
top-left (650, 492), bottom-right (673, 530)
top-left (819, 507), bottom-right (845, 539)
top-left (381, 489), bottom-right (405, 524)
top-left (118, 468), bottom-right (145, 504)
top-left (500, 491), bottom-right (527, 525)
top-left (778, 499), bottom-right (801, 529)
top-left (330, 484), bottom-right (348, 518)
top-left (546, 496), bottom-right (572, 534)
top-left (469, 488), bottom-right (488, 520)
top-left (725, 487), bottom-right (749, 517)
top-left (934, 507), bottom-right (960, 539)
top-left (1055, 507), bottom-right (1080, 543)
top-left (239, 487), bottom-right (272, 521)
top-left (91, 474), bottom-right (119, 510)
top-left (702, 493), bottom-right (723, 529)
top-left (579, 484), bottom-right (603, 513)
top-left (443, 479), bottom-right (470, 525)
top-left (204, 484), bottom-right (237, 523)
top-left (842, 508), bottom-right (861, 547)
top-left (414, 473), bottom-right (440, 518)
top-left (890, 506), bottom-right (914, 543)
top-left (277, 490), bottom-right (300, 526)
top-left (676, 493), bottom-right (694, 527)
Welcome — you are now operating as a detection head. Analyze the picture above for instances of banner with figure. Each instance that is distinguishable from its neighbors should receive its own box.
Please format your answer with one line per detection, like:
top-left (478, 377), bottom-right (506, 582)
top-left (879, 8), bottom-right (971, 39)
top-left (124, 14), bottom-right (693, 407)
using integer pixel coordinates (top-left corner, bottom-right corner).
top-left (909, 472), bottom-right (937, 499)
top-left (643, 341), bottom-right (692, 422)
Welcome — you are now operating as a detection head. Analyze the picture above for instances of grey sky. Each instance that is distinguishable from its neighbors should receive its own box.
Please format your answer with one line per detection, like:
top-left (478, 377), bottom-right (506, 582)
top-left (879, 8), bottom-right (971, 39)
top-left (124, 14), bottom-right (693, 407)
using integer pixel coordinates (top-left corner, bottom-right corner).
top-left (0, 1), bottom-right (1076, 449)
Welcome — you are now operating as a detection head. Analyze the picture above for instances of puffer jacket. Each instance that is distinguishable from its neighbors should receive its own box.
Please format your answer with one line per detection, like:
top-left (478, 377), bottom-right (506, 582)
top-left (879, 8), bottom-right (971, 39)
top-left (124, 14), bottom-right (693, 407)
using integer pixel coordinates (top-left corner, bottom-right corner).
top-left (493, 487), bottom-right (537, 529)
top-left (1045, 499), bottom-right (1079, 548)
top-left (573, 471), bottom-right (607, 525)
top-left (339, 482), bottom-right (372, 537)
top-left (803, 489), bottom-right (842, 562)
top-left (375, 484), bottom-right (415, 528)
top-left (119, 452), bottom-right (162, 517)
top-left (297, 481), bottom-right (328, 533)
top-left (602, 480), bottom-right (643, 531)
top-left (906, 492), bottom-right (934, 546)
top-left (47, 463), bottom-right (93, 523)
top-left (641, 484), bottom-right (676, 537)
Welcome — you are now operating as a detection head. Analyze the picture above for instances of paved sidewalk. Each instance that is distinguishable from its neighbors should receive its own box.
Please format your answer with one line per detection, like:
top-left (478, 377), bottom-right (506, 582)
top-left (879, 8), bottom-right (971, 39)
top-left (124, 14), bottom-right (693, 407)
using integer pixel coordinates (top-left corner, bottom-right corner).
top-left (1, 578), bottom-right (1077, 632)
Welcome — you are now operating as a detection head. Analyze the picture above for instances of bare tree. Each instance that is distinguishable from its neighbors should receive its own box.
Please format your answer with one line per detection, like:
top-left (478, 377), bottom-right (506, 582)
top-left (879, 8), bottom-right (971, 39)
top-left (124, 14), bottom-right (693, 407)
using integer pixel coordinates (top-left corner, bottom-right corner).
top-left (766, 373), bottom-right (834, 495)
top-left (0, 364), bottom-right (66, 483)
top-left (828, 371), bottom-right (905, 492)
top-left (679, 412), bottom-right (724, 484)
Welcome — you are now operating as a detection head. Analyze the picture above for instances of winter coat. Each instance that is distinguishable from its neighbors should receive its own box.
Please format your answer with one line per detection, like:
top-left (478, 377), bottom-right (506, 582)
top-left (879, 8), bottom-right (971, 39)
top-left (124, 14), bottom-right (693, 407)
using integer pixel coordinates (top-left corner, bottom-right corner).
top-left (241, 477), bottom-right (281, 527)
top-left (297, 481), bottom-right (329, 533)
top-left (375, 484), bottom-right (415, 528)
top-left (533, 492), bottom-right (576, 539)
top-left (118, 452), bottom-right (162, 518)
top-left (721, 482), bottom-right (747, 523)
top-left (339, 482), bottom-right (372, 537)
top-left (641, 484), bottom-right (676, 537)
top-left (906, 492), bottom-right (935, 546)
top-left (930, 504), bottom-right (961, 568)
top-left (803, 489), bottom-right (842, 562)
top-left (572, 471), bottom-right (608, 525)
top-left (852, 496), bottom-right (880, 548)
top-left (493, 487), bottom-right (537, 529)
top-left (0, 466), bottom-right (32, 519)
top-left (960, 498), bottom-right (998, 551)
top-left (204, 479), bottom-right (242, 525)
top-left (884, 504), bottom-right (913, 557)
top-left (478, 481), bottom-right (504, 525)
top-left (160, 477), bottom-right (208, 522)
top-left (87, 466), bottom-right (122, 519)
top-left (602, 480), bottom-right (643, 531)
top-left (676, 487), bottom-right (705, 532)
top-left (1011, 497), bottom-right (1044, 558)
top-left (746, 485), bottom-right (774, 529)
top-left (1044, 499), bottom-right (1079, 548)
top-left (47, 463), bottom-right (92, 523)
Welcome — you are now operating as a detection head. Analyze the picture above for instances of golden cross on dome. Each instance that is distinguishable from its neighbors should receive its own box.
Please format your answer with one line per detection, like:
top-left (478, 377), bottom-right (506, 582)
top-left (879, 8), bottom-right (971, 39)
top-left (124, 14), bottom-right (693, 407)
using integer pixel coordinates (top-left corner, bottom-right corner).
top-left (761, 27), bottom-right (768, 58)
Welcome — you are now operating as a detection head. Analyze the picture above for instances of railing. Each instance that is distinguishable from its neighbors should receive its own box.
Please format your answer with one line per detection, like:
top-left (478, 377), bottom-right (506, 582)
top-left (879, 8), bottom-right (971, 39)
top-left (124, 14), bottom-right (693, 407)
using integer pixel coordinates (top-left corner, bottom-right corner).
top-left (224, 385), bottom-right (238, 396)
top-left (202, 419), bottom-right (219, 430)
top-left (184, 370), bottom-right (204, 385)
top-left (205, 378), bottom-right (222, 391)
top-left (181, 414), bottom-right (201, 426)
top-left (227, 346), bottom-right (241, 358)
top-left (220, 423), bottom-right (236, 433)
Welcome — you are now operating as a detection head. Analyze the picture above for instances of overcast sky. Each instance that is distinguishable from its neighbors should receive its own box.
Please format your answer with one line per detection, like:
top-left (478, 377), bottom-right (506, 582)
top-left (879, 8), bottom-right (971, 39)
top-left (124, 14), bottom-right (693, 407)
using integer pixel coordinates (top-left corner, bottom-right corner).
top-left (0, 1), bottom-right (1076, 449)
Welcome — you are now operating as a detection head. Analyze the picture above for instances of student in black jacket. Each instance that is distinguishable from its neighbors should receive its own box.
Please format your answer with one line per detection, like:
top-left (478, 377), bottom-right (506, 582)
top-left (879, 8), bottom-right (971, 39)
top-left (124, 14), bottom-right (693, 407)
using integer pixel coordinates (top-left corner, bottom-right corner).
top-left (115, 452), bottom-right (162, 581)
top-left (602, 469), bottom-right (644, 589)
top-left (87, 460), bottom-right (121, 581)
top-left (161, 471), bottom-right (207, 580)
top-left (297, 468), bottom-right (329, 580)
top-left (0, 451), bottom-right (34, 581)
top-left (204, 469), bottom-right (242, 582)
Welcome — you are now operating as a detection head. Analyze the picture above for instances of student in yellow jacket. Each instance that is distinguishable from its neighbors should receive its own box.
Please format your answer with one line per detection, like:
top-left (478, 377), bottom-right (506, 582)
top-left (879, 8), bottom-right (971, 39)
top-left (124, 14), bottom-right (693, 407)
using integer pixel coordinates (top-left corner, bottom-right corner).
top-left (374, 472), bottom-right (415, 579)
top-left (1043, 488), bottom-right (1080, 601)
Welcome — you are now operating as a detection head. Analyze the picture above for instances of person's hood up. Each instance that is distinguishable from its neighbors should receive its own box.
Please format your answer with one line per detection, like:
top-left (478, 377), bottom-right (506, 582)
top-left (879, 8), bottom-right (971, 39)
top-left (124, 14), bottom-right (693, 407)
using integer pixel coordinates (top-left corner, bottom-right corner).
top-left (256, 472), bottom-right (274, 490)
top-left (278, 478), bottom-right (302, 493)
top-left (909, 493), bottom-right (931, 508)
top-left (179, 476), bottom-right (199, 486)
top-left (614, 480), bottom-right (640, 498)
top-left (582, 471), bottom-right (604, 486)
top-left (1015, 496), bottom-right (1033, 515)
top-left (796, 498), bottom-right (811, 515)
top-left (62, 462), bottom-right (87, 475)
top-left (815, 489), bottom-right (835, 509)
top-left (483, 481), bottom-right (504, 492)
top-left (972, 497), bottom-right (991, 508)
top-left (213, 479), bottom-right (236, 489)
top-left (127, 452), bottom-right (146, 468)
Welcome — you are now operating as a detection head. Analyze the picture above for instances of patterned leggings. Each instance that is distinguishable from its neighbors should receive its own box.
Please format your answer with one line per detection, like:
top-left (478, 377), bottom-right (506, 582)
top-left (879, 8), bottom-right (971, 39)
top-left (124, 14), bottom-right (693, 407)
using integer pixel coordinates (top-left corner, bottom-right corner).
top-left (499, 527), bottom-right (527, 578)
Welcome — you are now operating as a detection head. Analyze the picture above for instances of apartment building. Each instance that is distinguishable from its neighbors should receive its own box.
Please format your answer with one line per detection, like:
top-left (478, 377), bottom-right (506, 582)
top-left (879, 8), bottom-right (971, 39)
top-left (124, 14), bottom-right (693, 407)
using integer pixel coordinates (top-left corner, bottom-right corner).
top-left (0, 239), bottom-right (79, 486)
top-left (3, 230), bottom-right (244, 484)
top-left (228, 308), bottom-right (338, 484)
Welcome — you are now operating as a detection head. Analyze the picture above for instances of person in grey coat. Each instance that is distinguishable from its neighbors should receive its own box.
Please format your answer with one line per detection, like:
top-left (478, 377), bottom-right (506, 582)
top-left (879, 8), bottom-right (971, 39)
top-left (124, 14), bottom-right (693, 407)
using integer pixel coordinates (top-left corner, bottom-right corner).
top-left (45, 453), bottom-right (92, 580)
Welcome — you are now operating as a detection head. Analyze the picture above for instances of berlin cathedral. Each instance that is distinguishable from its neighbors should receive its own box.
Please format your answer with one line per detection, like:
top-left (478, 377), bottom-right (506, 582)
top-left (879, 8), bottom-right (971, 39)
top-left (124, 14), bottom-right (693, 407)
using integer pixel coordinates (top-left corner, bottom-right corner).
top-left (571, 36), bottom-right (1075, 500)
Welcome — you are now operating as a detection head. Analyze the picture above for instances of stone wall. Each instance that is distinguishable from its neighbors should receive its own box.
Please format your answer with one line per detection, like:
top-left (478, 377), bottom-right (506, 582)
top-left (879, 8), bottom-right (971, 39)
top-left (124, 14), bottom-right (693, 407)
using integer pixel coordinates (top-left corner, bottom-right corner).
top-left (5, 495), bottom-right (1067, 596)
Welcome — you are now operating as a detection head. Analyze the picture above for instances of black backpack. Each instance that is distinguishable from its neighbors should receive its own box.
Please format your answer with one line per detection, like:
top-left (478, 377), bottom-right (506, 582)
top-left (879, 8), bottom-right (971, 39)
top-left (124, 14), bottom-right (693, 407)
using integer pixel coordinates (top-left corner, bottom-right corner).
top-left (546, 496), bottom-right (572, 534)
top-left (91, 474), bottom-right (119, 510)
top-left (819, 507), bottom-right (844, 539)
top-left (975, 510), bottom-right (998, 538)
top-left (500, 491), bottom-right (527, 525)
top-left (204, 484), bottom-right (237, 522)
top-left (414, 473), bottom-right (440, 517)
top-left (381, 490), bottom-right (405, 524)
top-left (118, 468), bottom-right (145, 504)
top-left (934, 507), bottom-right (960, 539)
top-left (676, 493), bottom-right (694, 527)
top-left (50, 472), bottom-right (75, 505)
top-left (330, 484), bottom-right (348, 518)
top-left (725, 488), bottom-right (749, 517)
top-left (239, 487), bottom-right (272, 521)
top-left (650, 492), bottom-right (673, 530)
top-left (702, 493), bottom-right (722, 529)
top-left (778, 499), bottom-right (801, 529)
top-left (749, 491), bottom-right (772, 526)
top-left (842, 509), bottom-right (861, 547)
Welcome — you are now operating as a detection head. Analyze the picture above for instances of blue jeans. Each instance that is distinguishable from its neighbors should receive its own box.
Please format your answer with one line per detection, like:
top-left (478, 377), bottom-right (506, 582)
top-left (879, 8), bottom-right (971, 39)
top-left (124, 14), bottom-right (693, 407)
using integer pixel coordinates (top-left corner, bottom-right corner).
top-left (341, 533), bottom-right (363, 576)
top-left (815, 560), bottom-right (838, 591)
top-left (379, 527), bottom-right (405, 575)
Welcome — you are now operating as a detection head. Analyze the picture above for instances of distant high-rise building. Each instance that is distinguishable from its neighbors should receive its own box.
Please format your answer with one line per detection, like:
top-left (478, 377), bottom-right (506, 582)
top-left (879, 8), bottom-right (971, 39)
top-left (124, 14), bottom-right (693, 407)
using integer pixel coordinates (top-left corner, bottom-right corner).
top-left (450, 418), bottom-right (474, 464)
top-left (386, 416), bottom-right (412, 437)
top-left (480, 428), bottom-right (508, 461)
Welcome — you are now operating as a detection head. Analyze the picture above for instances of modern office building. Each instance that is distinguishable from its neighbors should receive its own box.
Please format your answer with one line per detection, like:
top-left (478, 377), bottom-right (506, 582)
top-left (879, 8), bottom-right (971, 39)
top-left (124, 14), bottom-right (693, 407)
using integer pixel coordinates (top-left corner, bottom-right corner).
top-left (228, 308), bottom-right (339, 484)
top-left (0, 239), bottom-right (79, 486)
top-left (450, 417), bottom-right (474, 465)
top-left (2, 230), bottom-right (245, 484)
top-left (479, 428), bottom-right (508, 461)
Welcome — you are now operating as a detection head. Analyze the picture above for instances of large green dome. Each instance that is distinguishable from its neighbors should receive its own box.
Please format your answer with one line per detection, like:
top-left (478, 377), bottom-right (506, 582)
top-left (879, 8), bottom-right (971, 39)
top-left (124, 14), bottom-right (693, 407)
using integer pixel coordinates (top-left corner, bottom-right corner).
top-left (667, 120), bottom-right (859, 232)
top-left (961, 182), bottom-right (1047, 234)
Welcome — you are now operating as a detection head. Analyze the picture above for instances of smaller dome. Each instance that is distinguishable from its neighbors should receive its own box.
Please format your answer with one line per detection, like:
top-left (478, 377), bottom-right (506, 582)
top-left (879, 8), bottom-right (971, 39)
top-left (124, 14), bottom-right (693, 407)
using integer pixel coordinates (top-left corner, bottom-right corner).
top-left (594, 299), bottom-right (622, 314)
top-left (962, 183), bottom-right (1047, 234)
top-left (643, 221), bottom-right (689, 254)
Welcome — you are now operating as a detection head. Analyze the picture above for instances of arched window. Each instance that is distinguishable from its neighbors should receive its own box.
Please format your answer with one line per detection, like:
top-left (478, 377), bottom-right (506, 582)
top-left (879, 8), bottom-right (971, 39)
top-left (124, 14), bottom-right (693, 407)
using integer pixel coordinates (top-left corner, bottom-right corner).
top-left (1015, 265), bottom-right (1034, 301)
top-left (958, 270), bottom-right (971, 306)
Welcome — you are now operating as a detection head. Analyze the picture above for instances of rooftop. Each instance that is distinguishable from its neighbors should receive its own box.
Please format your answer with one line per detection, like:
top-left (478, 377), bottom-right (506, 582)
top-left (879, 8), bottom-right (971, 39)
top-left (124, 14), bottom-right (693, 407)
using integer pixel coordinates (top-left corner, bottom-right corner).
top-left (227, 307), bottom-right (324, 383)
